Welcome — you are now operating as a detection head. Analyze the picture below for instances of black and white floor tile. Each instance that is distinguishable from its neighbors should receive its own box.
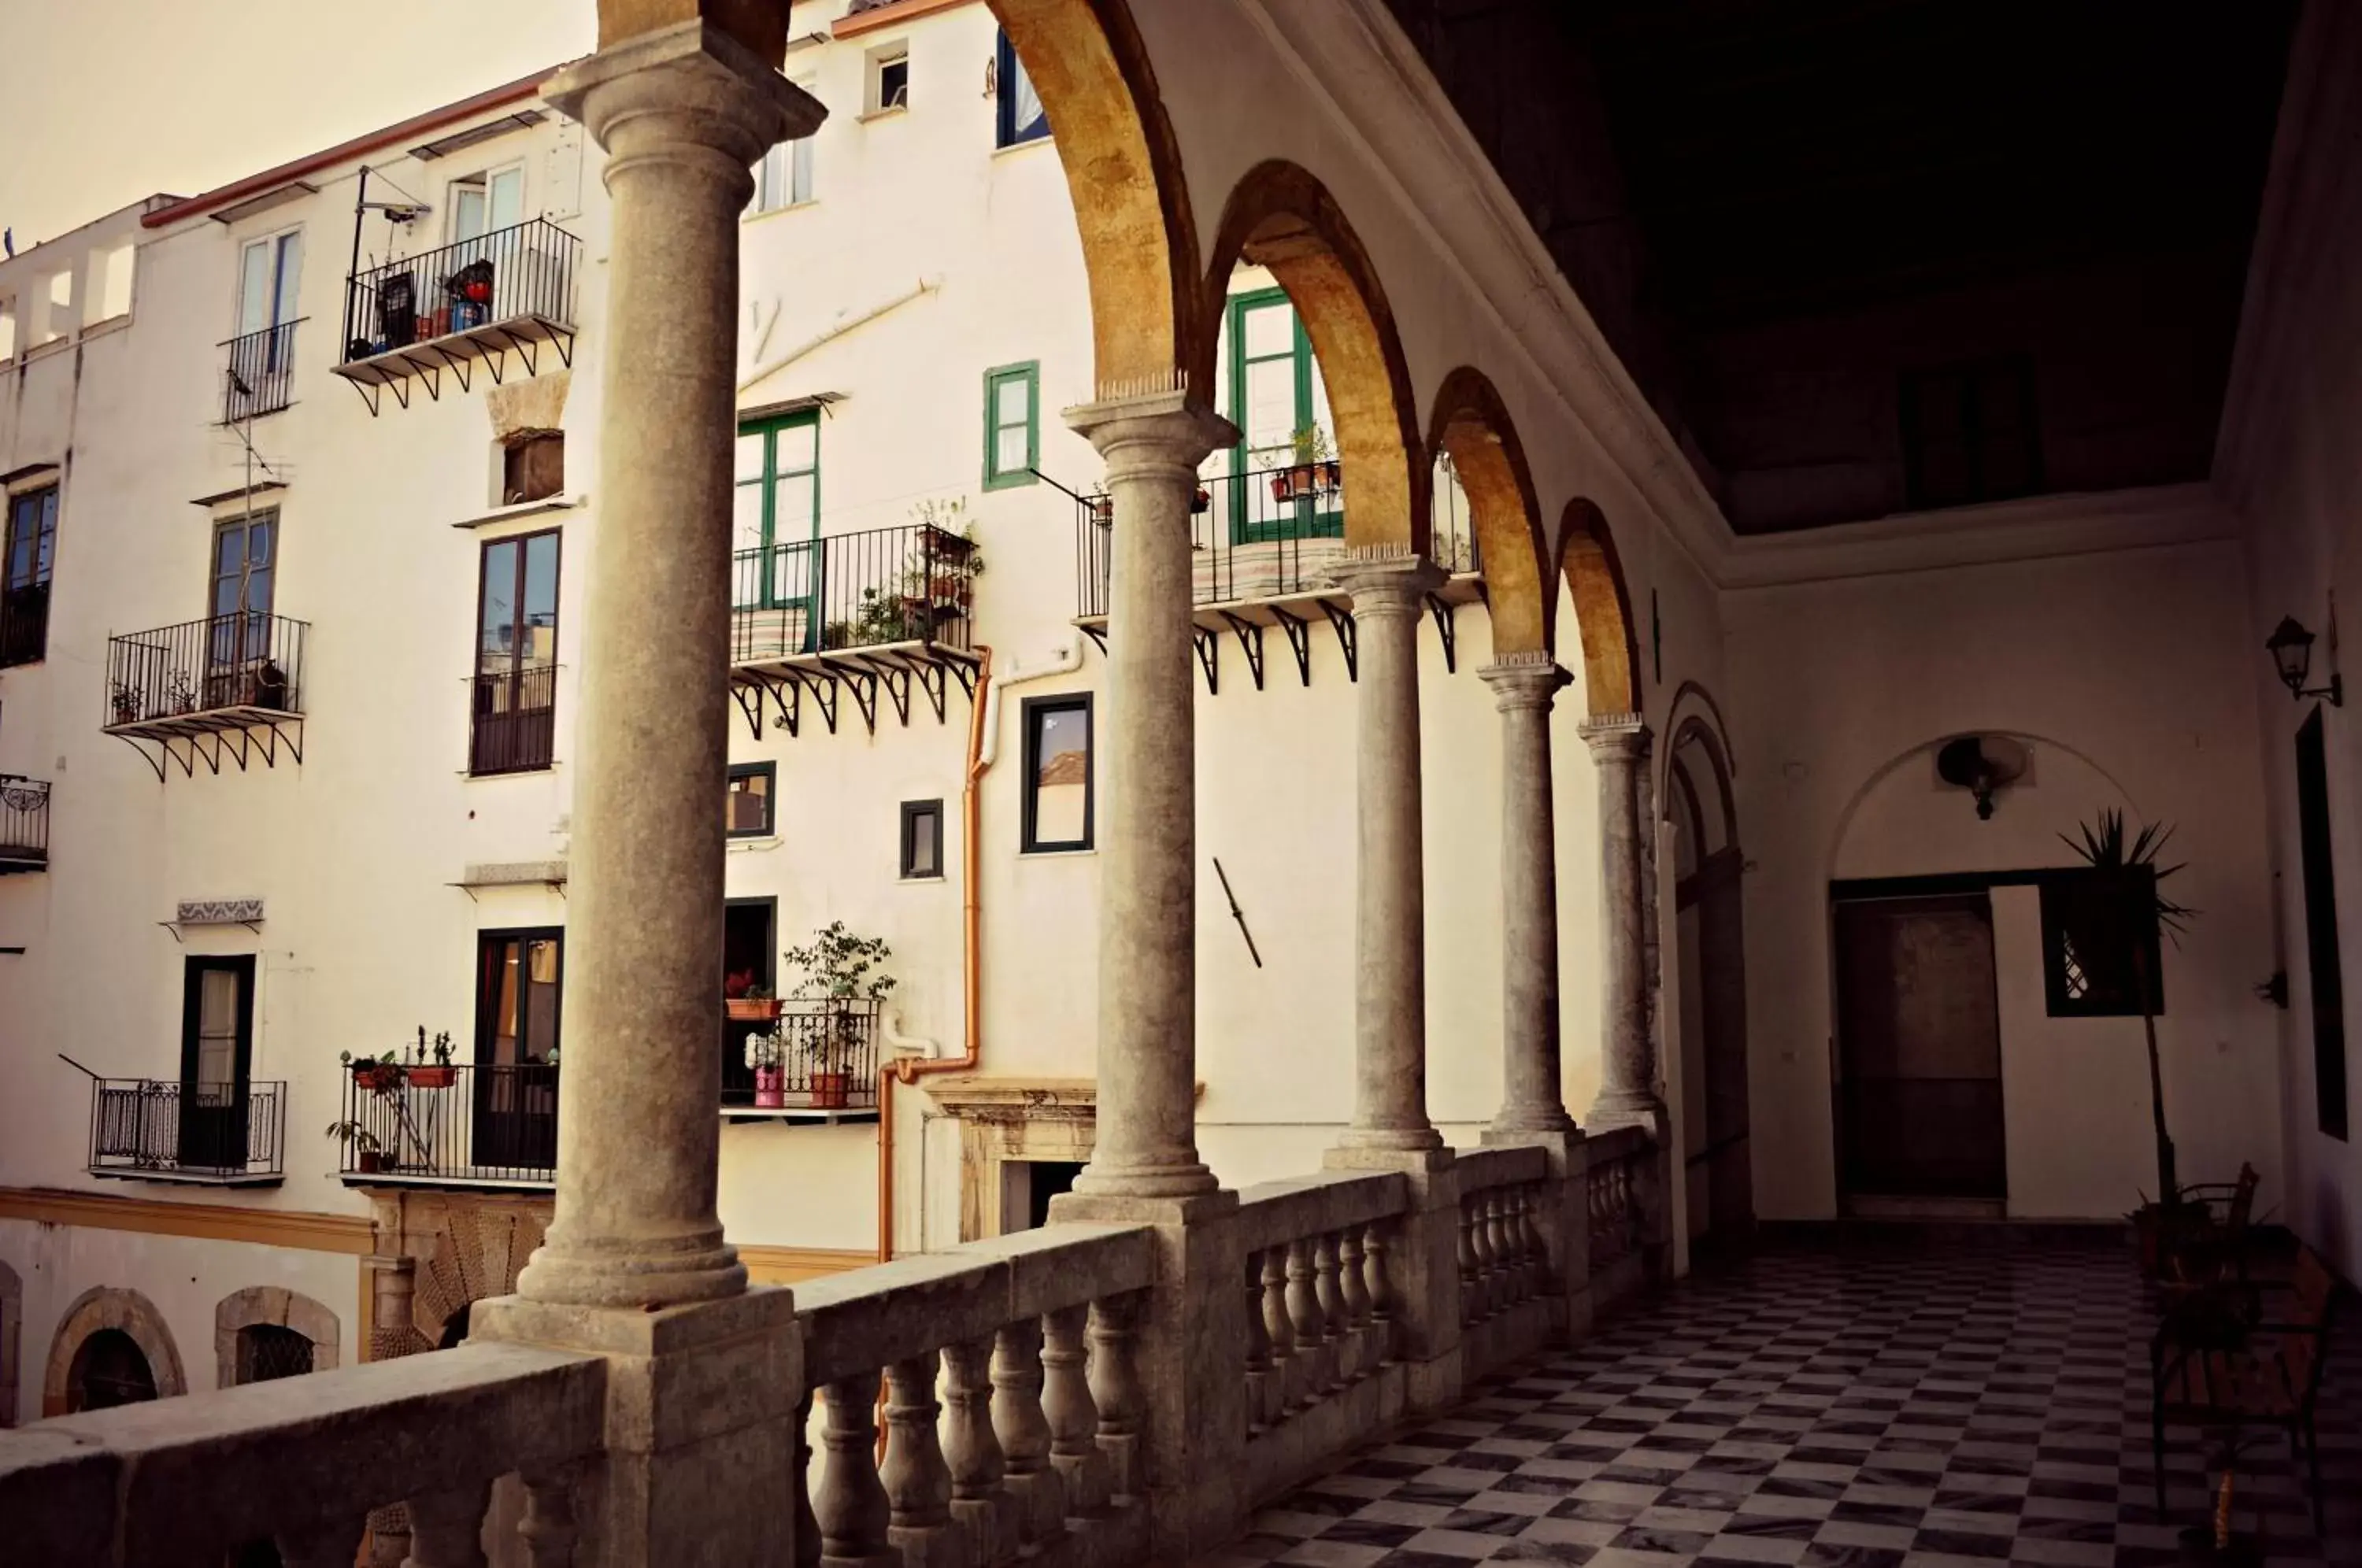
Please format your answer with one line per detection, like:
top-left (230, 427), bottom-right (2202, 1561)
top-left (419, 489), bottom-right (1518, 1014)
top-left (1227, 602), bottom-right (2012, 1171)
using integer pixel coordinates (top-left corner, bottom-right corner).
top-left (1201, 1241), bottom-right (2360, 1568)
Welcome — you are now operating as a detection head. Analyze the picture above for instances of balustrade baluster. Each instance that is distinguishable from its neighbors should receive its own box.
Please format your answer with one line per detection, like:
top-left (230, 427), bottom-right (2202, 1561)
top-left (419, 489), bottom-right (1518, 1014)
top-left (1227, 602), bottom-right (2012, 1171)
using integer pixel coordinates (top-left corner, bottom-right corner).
top-left (1243, 1250), bottom-right (1273, 1434)
top-left (1364, 1221), bottom-right (1397, 1365)
top-left (1493, 1189), bottom-right (1523, 1304)
top-left (276, 1521), bottom-right (365, 1568)
top-left (1473, 1191), bottom-right (1501, 1319)
top-left (883, 1352), bottom-right (965, 1568)
top-left (402, 1481), bottom-right (493, 1568)
top-left (1588, 1164), bottom-right (1609, 1267)
top-left (1041, 1305), bottom-right (1112, 1521)
top-left (1087, 1293), bottom-right (1145, 1501)
top-left (942, 1334), bottom-right (1016, 1568)
top-left (1262, 1244), bottom-right (1299, 1418)
top-left (1286, 1237), bottom-right (1330, 1398)
top-left (1456, 1198), bottom-right (1479, 1326)
top-left (990, 1319), bottom-right (1064, 1551)
top-left (517, 1467), bottom-right (579, 1568)
top-left (1520, 1185), bottom-right (1550, 1295)
top-left (1314, 1231), bottom-right (1352, 1385)
top-left (796, 1389), bottom-right (824, 1568)
top-left (820, 1373), bottom-right (897, 1568)
top-left (1338, 1226), bottom-right (1373, 1381)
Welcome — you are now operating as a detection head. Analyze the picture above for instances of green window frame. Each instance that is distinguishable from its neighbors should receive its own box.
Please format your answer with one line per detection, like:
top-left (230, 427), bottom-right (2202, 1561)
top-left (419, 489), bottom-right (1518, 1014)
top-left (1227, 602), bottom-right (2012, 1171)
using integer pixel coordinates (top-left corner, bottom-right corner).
top-left (734, 410), bottom-right (823, 645)
top-left (1223, 287), bottom-right (1340, 545)
top-left (983, 362), bottom-right (1039, 491)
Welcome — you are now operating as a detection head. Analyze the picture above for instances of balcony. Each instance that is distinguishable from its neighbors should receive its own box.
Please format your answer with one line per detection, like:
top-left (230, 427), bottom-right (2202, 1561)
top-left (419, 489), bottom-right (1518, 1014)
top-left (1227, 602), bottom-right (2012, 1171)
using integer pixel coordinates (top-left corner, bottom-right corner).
top-left (0, 774), bottom-right (48, 872)
top-left (219, 319), bottom-right (300, 423)
top-left (721, 997), bottom-right (882, 1123)
top-left (336, 1060), bottom-right (558, 1190)
top-left (468, 664), bottom-right (557, 776)
top-left (86, 1076), bottom-right (286, 1186)
top-left (1072, 462), bottom-right (1484, 693)
top-left (331, 217), bottom-right (581, 416)
top-left (102, 612), bottom-right (306, 778)
top-left (728, 521), bottom-right (983, 738)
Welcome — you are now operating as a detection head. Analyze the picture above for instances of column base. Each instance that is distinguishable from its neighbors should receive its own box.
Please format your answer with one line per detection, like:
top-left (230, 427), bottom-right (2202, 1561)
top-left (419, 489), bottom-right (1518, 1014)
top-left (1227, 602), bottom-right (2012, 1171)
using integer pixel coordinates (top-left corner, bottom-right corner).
top-left (515, 1233), bottom-right (748, 1310)
top-left (1069, 1160), bottom-right (1222, 1200)
top-left (1586, 1092), bottom-right (1671, 1141)
top-left (474, 1287), bottom-right (802, 1568)
top-left (1483, 1110), bottom-right (1579, 1141)
top-left (1333, 1126), bottom-right (1447, 1155)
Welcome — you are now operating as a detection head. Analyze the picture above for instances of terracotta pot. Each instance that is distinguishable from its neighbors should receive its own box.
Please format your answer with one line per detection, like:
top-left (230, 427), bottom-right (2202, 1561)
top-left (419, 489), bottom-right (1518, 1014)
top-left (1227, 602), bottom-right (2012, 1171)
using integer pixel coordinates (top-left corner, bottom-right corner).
top-left (809, 1071), bottom-right (850, 1110)
top-left (407, 1067), bottom-right (456, 1089)
top-left (725, 997), bottom-right (783, 1022)
top-left (357, 1149), bottom-right (386, 1174)
top-left (754, 1066), bottom-right (786, 1109)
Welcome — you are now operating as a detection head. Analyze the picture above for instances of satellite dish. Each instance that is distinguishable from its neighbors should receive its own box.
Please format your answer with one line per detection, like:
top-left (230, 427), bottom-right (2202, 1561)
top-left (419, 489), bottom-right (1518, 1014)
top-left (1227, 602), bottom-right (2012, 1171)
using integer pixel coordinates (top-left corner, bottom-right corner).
top-left (1936, 734), bottom-right (2029, 821)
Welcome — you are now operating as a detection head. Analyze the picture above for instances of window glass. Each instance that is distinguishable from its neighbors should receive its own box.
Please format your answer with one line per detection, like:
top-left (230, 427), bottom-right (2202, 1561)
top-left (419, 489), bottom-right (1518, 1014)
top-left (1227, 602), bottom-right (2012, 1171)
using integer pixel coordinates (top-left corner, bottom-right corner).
top-left (728, 764), bottom-right (774, 838)
top-left (901, 800), bottom-right (942, 878)
top-left (196, 967), bottom-right (239, 1089)
top-left (734, 412), bottom-right (822, 611)
top-left (489, 167), bottom-right (525, 231)
top-left (995, 30), bottom-right (1050, 147)
top-left (453, 184), bottom-right (488, 242)
top-left (877, 54), bottom-right (909, 111)
top-left (1025, 698), bottom-right (1091, 851)
top-left (984, 364), bottom-right (1038, 489)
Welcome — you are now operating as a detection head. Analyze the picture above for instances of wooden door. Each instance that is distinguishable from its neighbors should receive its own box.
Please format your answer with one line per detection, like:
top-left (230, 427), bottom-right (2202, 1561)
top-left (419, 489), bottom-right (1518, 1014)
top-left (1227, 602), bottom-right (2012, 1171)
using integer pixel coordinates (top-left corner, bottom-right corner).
top-left (1695, 849), bottom-right (1754, 1235)
top-left (1833, 893), bottom-right (2006, 1200)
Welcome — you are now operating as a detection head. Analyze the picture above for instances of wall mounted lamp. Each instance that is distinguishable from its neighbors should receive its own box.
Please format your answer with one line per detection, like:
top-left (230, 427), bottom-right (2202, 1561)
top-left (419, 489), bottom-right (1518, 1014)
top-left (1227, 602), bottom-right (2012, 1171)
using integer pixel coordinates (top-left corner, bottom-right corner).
top-left (2265, 616), bottom-right (2343, 707)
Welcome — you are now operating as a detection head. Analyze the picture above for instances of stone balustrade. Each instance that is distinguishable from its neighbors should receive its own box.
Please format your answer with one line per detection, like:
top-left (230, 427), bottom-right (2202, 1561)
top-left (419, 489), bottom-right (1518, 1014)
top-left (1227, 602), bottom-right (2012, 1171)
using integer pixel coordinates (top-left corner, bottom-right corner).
top-left (1452, 1145), bottom-right (1553, 1380)
top-left (0, 1340), bottom-right (604, 1566)
top-left (1586, 1125), bottom-right (1652, 1313)
top-left (793, 1222), bottom-right (1160, 1568)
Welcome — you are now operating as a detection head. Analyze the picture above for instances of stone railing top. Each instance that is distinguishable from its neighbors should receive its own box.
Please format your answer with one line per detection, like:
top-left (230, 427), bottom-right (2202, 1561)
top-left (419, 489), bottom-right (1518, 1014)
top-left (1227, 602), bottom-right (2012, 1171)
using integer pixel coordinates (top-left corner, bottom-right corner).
top-left (1588, 1125), bottom-right (1653, 1166)
top-left (1235, 1170), bottom-right (1408, 1255)
top-left (0, 1341), bottom-right (604, 1567)
top-left (797, 1222), bottom-right (1157, 1385)
top-left (1453, 1144), bottom-right (1550, 1193)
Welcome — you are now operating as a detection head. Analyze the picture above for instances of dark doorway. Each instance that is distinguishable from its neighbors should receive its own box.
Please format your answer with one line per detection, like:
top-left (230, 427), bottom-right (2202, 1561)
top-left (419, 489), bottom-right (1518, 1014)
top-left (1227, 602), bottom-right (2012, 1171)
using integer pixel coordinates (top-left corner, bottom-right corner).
top-left (1001, 1159), bottom-right (1086, 1233)
top-left (179, 956), bottom-right (255, 1172)
top-left (66, 1328), bottom-right (157, 1412)
top-left (2297, 708), bottom-right (2349, 1141)
top-left (474, 929), bottom-right (561, 1172)
top-left (1670, 734), bottom-right (1753, 1251)
top-left (1833, 893), bottom-right (2007, 1204)
top-left (721, 899), bottom-right (777, 1107)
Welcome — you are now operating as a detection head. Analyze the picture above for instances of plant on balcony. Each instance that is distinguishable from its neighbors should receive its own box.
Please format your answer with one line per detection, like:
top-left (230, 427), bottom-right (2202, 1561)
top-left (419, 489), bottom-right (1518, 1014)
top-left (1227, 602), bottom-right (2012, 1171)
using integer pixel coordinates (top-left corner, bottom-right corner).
top-left (109, 680), bottom-right (139, 727)
top-left (725, 980), bottom-right (782, 1023)
top-left (405, 1026), bottom-right (458, 1089)
top-left (781, 921), bottom-right (895, 1109)
top-left (744, 1027), bottom-right (787, 1108)
top-left (1272, 423), bottom-right (1340, 503)
top-left (340, 1049), bottom-right (406, 1096)
top-left (163, 670), bottom-right (199, 716)
top-left (324, 1119), bottom-right (385, 1174)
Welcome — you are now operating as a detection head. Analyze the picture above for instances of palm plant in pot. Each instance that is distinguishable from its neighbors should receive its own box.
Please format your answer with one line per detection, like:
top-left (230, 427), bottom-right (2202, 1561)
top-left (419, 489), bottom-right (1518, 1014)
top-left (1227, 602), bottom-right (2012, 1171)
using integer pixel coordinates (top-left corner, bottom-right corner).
top-left (780, 921), bottom-right (895, 1110)
top-left (324, 1119), bottom-right (386, 1174)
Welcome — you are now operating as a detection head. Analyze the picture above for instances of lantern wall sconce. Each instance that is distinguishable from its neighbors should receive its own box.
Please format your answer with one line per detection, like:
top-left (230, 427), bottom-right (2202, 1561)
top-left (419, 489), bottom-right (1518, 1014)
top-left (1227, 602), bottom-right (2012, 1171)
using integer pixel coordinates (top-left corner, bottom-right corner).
top-left (2266, 616), bottom-right (2343, 707)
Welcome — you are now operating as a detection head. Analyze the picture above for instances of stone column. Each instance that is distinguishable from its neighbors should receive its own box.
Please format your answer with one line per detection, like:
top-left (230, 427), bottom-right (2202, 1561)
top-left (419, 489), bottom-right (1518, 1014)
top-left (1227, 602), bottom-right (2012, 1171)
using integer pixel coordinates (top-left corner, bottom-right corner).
top-left (1479, 652), bottom-right (1575, 1137)
top-left (1581, 713), bottom-right (1665, 1135)
top-left (1331, 548), bottom-right (1449, 1152)
top-left (1063, 390), bottom-right (1235, 1200)
top-left (514, 24), bottom-right (816, 1311)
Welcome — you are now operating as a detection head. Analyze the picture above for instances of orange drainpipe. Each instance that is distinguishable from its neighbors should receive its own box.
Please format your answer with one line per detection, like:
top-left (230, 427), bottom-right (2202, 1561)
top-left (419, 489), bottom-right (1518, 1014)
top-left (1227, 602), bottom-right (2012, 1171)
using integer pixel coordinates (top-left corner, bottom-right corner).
top-left (875, 645), bottom-right (993, 1261)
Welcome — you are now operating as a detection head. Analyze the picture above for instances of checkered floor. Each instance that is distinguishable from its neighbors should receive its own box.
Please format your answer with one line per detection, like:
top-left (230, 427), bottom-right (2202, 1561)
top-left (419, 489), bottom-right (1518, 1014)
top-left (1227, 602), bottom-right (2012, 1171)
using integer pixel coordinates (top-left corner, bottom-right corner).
top-left (1207, 1239), bottom-right (2360, 1568)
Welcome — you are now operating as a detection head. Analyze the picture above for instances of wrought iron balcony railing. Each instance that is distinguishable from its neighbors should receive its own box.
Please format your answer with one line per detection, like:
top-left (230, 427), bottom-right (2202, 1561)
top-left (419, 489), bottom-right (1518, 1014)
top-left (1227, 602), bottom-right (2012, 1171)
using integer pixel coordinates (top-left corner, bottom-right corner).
top-left (721, 997), bottom-right (881, 1111)
top-left (335, 218), bottom-right (581, 412)
top-left (339, 1060), bottom-right (559, 1186)
top-left (104, 612), bottom-right (306, 730)
top-left (87, 1077), bottom-right (286, 1185)
top-left (731, 521), bottom-right (979, 667)
top-left (469, 664), bottom-right (557, 776)
top-left (1074, 464), bottom-right (1346, 620)
top-left (220, 320), bottom-right (301, 423)
top-left (0, 774), bottom-right (50, 871)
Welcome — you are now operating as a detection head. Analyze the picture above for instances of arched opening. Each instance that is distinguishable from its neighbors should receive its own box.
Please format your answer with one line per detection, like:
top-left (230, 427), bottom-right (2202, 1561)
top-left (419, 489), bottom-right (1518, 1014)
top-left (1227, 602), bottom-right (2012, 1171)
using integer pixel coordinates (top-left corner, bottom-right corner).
top-left (235, 1324), bottom-right (317, 1384)
top-left (1195, 161), bottom-right (1426, 558)
top-left (1667, 716), bottom-right (1750, 1253)
top-left (1557, 500), bottom-right (1638, 718)
top-left (67, 1329), bottom-right (157, 1413)
top-left (1426, 367), bottom-right (1548, 655)
top-left (215, 1285), bottom-right (340, 1388)
top-left (0, 1260), bottom-right (20, 1427)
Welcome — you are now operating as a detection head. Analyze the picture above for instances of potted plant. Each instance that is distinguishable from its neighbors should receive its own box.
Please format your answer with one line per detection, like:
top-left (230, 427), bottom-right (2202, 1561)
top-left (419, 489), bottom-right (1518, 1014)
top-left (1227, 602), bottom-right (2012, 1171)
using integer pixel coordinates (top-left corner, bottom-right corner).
top-left (1191, 485), bottom-right (1213, 516)
top-left (406, 1027), bottom-right (457, 1089)
top-left (1272, 423), bottom-right (1338, 502)
top-left (744, 1028), bottom-right (787, 1108)
top-left (780, 921), bottom-right (896, 1110)
top-left (325, 1119), bottom-right (385, 1174)
top-left (109, 681), bottom-right (139, 727)
top-left (1089, 494), bottom-right (1114, 527)
top-left (340, 1050), bottom-right (407, 1096)
top-left (726, 982), bottom-right (783, 1023)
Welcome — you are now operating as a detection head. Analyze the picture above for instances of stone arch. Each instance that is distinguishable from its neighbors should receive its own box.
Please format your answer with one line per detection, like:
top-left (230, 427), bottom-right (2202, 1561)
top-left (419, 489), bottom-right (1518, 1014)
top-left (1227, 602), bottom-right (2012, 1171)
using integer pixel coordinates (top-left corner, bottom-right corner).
top-left (409, 1200), bottom-right (547, 1352)
top-left (1426, 367), bottom-right (1548, 653)
top-left (1666, 708), bottom-right (1739, 861)
top-left (0, 1260), bottom-right (20, 1426)
top-left (1825, 728), bottom-right (2143, 883)
top-left (1557, 500), bottom-right (1639, 718)
top-left (990, 0), bottom-right (1202, 394)
top-left (43, 1285), bottom-right (186, 1417)
top-left (215, 1285), bottom-right (341, 1387)
top-left (1195, 160), bottom-right (1427, 553)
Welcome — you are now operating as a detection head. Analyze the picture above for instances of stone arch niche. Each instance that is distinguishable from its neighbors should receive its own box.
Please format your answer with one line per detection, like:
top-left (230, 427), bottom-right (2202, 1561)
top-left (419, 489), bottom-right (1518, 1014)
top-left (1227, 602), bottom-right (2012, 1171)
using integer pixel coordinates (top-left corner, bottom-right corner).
top-left (1427, 366), bottom-right (1549, 653)
top-left (1664, 708), bottom-right (1751, 1251)
top-left (215, 1285), bottom-right (341, 1387)
top-left (371, 1192), bottom-right (551, 1356)
top-left (0, 1260), bottom-right (20, 1426)
top-left (1194, 160), bottom-right (1428, 553)
top-left (990, 0), bottom-right (1203, 395)
top-left (43, 1285), bottom-right (187, 1417)
top-left (1556, 499), bottom-right (1639, 719)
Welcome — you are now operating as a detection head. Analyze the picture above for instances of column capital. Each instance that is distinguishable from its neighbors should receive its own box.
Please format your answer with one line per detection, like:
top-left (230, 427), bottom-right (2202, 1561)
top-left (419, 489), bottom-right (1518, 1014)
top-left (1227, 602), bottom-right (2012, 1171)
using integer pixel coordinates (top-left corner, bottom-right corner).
top-left (1329, 546), bottom-right (1448, 611)
top-left (1577, 711), bottom-right (1651, 759)
top-left (547, 20), bottom-right (823, 161)
top-left (1064, 389), bottom-right (1238, 475)
top-left (1478, 653), bottom-right (1572, 712)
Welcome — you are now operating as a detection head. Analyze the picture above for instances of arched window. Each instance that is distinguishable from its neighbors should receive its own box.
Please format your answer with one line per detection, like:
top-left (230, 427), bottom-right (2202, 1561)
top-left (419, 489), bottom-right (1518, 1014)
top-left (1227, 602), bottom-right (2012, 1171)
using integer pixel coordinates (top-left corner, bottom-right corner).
top-left (68, 1327), bottom-right (157, 1412)
top-left (235, 1322), bottom-right (315, 1384)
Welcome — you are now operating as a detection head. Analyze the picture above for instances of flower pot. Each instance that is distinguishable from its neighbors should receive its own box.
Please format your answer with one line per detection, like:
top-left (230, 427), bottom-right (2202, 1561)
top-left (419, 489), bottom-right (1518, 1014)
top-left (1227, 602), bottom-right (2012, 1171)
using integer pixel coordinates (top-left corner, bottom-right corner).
top-left (353, 1063), bottom-right (405, 1095)
top-left (725, 997), bottom-right (784, 1022)
top-left (754, 1066), bottom-right (786, 1109)
top-left (1191, 486), bottom-right (1212, 515)
top-left (408, 1067), bottom-right (456, 1089)
top-left (357, 1149), bottom-right (386, 1174)
top-left (809, 1071), bottom-right (850, 1110)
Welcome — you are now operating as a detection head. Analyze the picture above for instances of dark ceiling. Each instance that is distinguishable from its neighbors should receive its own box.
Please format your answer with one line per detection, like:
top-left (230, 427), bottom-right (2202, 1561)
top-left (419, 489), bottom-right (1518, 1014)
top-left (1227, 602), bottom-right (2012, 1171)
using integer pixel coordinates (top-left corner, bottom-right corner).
top-left (1382, 0), bottom-right (2298, 532)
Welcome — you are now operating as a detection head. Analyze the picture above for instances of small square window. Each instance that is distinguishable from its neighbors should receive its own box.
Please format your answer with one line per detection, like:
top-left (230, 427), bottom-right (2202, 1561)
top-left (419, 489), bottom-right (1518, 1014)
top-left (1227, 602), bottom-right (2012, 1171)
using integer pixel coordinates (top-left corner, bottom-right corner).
top-left (502, 430), bottom-right (565, 505)
top-left (2038, 870), bottom-right (2163, 1018)
top-left (868, 46), bottom-right (910, 115)
top-left (1020, 694), bottom-right (1092, 853)
top-left (727, 762), bottom-right (775, 838)
top-left (901, 799), bottom-right (944, 878)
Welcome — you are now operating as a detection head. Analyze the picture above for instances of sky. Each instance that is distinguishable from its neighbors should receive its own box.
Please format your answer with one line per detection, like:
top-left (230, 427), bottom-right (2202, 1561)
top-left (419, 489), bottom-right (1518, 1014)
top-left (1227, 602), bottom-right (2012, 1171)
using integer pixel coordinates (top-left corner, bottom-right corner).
top-left (0, 0), bottom-right (595, 251)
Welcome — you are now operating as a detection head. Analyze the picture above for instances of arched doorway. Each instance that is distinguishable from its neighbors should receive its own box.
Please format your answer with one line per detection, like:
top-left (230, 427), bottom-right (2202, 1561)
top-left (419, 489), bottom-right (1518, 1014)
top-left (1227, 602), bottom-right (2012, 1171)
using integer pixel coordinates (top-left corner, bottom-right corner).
top-left (1668, 716), bottom-right (1750, 1249)
top-left (67, 1329), bottom-right (157, 1413)
top-left (43, 1285), bottom-right (186, 1418)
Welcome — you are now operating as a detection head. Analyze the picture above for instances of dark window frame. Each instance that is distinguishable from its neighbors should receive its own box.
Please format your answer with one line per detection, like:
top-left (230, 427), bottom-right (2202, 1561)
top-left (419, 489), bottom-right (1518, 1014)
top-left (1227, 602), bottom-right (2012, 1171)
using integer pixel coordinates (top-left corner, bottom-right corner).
top-left (2, 483), bottom-right (58, 668)
top-left (470, 526), bottom-right (562, 777)
top-left (2297, 706), bottom-right (2349, 1140)
top-left (1020, 693), bottom-right (1094, 854)
top-left (901, 797), bottom-right (945, 878)
top-left (994, 29), bottom-right (1051, 149)
top-left (2037, 867), bottom-right (2164, 1019)
top-left (474, 926), bottom-right (566, 1067)
top-left (727, 760), bottom-right (777, 839)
